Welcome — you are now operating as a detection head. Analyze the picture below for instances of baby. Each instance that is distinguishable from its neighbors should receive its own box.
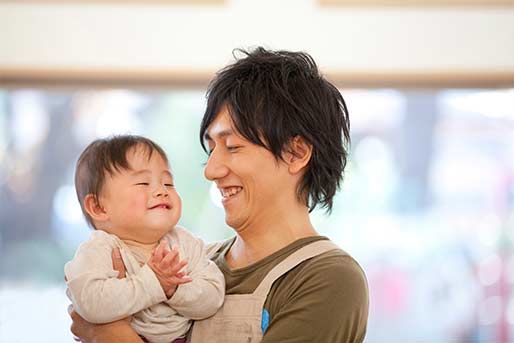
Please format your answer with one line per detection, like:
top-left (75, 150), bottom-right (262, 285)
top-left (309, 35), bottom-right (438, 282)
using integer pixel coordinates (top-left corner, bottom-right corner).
top-left (65, 135), bottom-right (224, 343)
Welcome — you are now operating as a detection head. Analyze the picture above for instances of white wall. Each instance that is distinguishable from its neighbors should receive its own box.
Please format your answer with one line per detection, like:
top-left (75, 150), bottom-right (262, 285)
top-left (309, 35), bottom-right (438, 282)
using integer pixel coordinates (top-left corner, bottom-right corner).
top-left (1, 0), bottom-right (514, 73)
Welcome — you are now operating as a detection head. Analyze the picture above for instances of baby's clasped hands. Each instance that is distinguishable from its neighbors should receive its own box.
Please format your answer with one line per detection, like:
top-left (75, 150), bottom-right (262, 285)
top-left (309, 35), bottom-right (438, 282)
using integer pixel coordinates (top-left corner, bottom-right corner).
top-left (147, 239), bottom-right (192, 298)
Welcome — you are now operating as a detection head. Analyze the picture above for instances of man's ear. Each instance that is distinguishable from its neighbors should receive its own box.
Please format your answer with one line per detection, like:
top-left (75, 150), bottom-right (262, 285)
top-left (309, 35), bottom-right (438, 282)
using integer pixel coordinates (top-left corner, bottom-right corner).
top-left (83, 194), bottom-right (109, 222)
top-left (284, 136), bottom-right (313, 174)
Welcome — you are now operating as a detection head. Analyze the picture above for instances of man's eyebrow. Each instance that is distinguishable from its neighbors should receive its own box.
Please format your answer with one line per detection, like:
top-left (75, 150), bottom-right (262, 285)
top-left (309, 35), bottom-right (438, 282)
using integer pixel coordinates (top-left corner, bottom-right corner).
top-left (204, 129), bottom-right (234, 141)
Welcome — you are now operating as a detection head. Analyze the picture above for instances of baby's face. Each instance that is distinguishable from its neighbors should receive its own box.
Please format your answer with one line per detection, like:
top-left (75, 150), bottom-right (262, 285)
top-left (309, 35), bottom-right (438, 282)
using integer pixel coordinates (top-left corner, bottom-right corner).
top-left (98, 146), bottom-right (182, 243)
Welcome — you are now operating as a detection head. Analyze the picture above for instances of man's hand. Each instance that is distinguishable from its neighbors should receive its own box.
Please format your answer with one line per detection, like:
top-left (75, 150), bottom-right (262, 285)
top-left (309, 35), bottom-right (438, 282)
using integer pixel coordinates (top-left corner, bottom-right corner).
top-left (147, 240), bottom-right (192, 298)
top-left (68, 304), bottom-right (136, 343)
top-left (68, 303), bottom-right (88, 342)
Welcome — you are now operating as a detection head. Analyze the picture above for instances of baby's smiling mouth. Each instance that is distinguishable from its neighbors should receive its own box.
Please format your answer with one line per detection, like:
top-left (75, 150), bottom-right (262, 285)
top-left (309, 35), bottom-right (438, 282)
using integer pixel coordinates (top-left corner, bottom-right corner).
top-left (149, 204), bottom-right (171, 210)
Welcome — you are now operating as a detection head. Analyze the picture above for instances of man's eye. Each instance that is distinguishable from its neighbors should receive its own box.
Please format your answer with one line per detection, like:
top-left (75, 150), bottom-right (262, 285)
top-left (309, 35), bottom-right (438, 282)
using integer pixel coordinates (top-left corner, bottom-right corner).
top-left (135, 182), bottom-right (149, 186)
top-left (227, 146), bottom-right (241, 152)
top-left (164, 184), bottom-right (174, 187)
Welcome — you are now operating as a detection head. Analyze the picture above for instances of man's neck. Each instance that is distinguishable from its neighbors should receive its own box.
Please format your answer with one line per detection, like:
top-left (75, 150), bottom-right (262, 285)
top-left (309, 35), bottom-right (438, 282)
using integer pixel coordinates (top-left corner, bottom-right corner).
top-left (226, 206), bottom-right (318, 269)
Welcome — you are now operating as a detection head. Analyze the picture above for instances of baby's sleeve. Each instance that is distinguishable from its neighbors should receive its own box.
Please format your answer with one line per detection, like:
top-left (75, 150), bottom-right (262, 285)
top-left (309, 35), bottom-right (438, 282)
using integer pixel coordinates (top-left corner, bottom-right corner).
top-left (65, 234), bottom-right (166, 324)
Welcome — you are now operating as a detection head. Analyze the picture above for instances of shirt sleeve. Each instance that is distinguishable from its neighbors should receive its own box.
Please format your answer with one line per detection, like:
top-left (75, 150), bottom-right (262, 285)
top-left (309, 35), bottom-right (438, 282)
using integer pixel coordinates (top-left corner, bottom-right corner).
top-left (166, 227), bottom-right (225, 320)
top-left (64, 235), bottom-right (166, 324)
top-left (261, 254), bottom-right (369, 343)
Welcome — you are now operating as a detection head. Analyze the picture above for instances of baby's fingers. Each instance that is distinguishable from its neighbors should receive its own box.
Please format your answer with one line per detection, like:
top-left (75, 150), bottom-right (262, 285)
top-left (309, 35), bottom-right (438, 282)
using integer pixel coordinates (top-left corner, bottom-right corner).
top-left (173, 275), bottom-right (193, 285)
top-left (169, 259), bottom-right (188, 276)
top-left (151, 240), bottom-right (168, 263)
top-left (160, 247), bottom-right (179, 270)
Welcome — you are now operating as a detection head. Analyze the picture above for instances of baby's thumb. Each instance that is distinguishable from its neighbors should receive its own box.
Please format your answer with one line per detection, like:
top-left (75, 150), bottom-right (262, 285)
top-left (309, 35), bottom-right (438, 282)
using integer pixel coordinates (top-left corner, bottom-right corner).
top-left (111, 248), bottom-right (127, 279)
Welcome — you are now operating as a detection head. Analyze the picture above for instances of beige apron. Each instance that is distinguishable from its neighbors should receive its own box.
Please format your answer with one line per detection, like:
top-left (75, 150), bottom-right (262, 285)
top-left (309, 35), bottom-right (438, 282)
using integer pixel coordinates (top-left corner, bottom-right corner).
top-left (188, 240), bottom-right (340, 343)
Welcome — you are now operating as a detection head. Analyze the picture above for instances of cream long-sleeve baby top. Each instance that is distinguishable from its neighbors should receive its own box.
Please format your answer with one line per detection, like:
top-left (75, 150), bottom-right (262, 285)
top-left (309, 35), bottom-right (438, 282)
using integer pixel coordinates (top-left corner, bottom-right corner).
top-left (64, 226), bottom-right (225, 343)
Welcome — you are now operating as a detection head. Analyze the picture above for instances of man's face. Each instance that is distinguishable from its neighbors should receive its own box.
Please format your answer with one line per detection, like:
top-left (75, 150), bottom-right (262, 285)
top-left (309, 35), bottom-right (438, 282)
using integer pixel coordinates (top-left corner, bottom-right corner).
top-left (97, 146), bottom-right (182, 243)
top-left (203, 106), bottom-right (292, 231)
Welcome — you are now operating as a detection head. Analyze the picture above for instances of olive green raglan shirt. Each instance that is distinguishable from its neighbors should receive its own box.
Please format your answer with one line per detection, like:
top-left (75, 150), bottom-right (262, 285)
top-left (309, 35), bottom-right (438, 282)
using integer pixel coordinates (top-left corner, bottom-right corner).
top-left (211, 236), bottom-right (369, 343)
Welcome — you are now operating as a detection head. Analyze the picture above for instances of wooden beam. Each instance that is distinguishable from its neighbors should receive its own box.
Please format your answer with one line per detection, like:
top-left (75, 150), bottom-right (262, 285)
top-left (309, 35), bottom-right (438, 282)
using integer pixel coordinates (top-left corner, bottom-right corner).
top-left (319, 0), bottom-right (514, 6)
top-left (1, 67), bottom-right (513, 89)
top-left (0, 67), bottom-right (213, 89)
top-left (0, 0), bottom-right (224, 5)
top-left (328, 70), bottom-right (514, 88)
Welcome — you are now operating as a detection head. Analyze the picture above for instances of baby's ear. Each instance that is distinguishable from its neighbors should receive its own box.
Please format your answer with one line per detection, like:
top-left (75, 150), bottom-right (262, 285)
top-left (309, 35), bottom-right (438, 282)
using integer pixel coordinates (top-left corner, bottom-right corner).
top-left (83, 194), bottom-right (109, 222)
top-left (283, 136), bottom-right (313, 174)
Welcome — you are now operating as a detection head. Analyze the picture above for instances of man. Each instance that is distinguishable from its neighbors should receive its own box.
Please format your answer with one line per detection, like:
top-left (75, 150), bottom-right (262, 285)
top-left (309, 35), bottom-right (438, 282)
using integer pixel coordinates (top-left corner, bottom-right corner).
top-left (70, 47), bottom-right (369, 342)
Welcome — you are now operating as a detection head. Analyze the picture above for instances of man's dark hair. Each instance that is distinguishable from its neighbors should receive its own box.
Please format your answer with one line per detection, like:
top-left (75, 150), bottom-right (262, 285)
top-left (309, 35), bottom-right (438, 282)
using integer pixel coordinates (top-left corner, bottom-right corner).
top-left (75, 135), bottom-right (168, 228)
top-left (200, 47), bottom-right (350, 213)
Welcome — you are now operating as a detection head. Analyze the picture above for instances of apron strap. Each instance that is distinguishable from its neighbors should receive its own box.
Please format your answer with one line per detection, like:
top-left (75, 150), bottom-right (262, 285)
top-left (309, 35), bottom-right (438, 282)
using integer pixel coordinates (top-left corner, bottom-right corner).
top-left (253, 240), bottom-right (342, 297)
top-left (205, 240), bottom-right (227, 259)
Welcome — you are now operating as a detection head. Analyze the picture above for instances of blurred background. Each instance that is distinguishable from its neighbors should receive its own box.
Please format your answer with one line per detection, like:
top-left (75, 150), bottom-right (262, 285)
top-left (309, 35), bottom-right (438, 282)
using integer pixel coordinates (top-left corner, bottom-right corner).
top-left (1, 0), bottom-right (514, 342)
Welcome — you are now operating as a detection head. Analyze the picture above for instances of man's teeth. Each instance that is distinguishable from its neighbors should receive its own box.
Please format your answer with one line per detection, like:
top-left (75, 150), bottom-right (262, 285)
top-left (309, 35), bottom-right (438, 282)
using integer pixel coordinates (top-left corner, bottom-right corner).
top-left (221, 187), bottom-right (242, 198)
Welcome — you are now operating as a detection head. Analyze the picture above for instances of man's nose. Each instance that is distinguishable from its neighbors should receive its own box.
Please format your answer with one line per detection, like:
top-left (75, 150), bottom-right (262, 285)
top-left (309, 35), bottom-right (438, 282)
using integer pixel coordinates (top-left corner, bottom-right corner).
top-left (204, 149), bottom-right (229, 181)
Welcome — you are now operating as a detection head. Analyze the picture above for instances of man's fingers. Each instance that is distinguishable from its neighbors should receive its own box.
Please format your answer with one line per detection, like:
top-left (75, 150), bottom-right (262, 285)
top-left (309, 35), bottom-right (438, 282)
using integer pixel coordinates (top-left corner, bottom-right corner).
top-left (68, 304), bottom-right (82, 340)
top-left (111, 248), bottom-right (126, 279)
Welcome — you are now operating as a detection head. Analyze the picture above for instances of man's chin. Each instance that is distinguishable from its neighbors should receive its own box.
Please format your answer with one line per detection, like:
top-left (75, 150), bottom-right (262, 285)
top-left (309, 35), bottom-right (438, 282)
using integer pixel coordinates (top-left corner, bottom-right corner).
top-left (225, 215), bottom-right (245, 232)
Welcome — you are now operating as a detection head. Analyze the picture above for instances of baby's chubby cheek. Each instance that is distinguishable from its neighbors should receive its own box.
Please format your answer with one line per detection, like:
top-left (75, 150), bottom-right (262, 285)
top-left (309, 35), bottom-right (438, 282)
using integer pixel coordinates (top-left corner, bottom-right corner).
top-left (129, 198), bottom-right (146, 210)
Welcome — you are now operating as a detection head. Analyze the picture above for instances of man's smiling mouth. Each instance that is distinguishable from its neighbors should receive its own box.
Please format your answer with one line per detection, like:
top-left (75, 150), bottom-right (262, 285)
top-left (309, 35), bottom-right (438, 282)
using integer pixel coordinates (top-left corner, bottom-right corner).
top-left (220, 186), bottom-right (243, 199)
